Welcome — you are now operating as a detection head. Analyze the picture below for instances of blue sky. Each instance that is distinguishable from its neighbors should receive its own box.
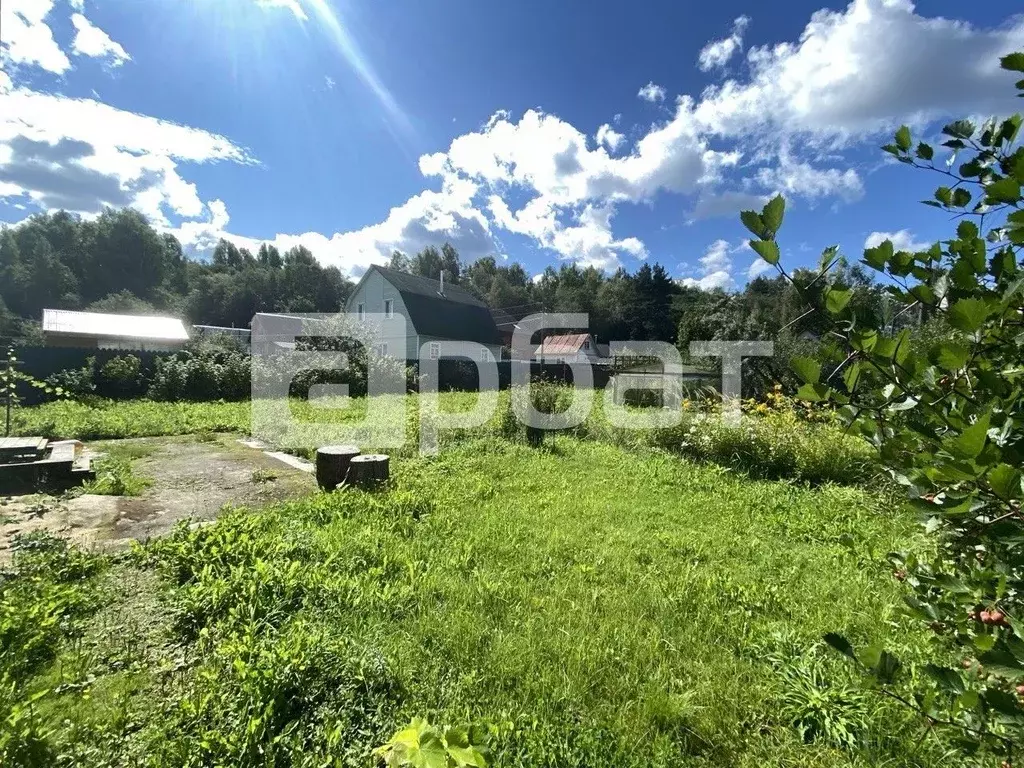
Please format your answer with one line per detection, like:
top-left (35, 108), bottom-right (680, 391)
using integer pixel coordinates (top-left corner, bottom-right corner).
top-left (1, 0), bottom-right (1023, 290)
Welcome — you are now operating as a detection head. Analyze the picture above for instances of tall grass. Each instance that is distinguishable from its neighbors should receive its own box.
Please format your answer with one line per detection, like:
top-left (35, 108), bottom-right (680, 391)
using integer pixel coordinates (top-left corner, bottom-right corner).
top-left (2, 437), bottom-right (946, 766)
top-left (14, 387), bottom-right (877, 485)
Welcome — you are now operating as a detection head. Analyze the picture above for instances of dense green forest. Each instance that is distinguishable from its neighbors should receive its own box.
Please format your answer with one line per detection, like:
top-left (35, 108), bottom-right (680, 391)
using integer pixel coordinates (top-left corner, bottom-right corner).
top-left (0, 207), bottom-right (890, 351)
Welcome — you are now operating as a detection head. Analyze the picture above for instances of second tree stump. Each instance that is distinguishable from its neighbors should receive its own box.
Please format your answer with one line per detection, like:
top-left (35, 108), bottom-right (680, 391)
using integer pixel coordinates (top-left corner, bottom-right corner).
top-left (345, 454), bottom-right (390, 490)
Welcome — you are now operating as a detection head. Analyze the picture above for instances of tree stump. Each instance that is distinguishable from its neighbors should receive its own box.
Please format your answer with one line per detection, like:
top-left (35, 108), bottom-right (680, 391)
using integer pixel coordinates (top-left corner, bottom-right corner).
top-left (345, 454), bottom-right (390, 490)
top-left (315, 445), bottom-right (361, 491)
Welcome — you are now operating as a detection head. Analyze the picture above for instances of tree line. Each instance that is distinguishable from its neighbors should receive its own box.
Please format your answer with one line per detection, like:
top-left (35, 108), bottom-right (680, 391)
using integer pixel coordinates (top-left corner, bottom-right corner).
top-left (1, 208), bottom-right (895, 356)
top-left (0, 209), bottom-right (352, 339)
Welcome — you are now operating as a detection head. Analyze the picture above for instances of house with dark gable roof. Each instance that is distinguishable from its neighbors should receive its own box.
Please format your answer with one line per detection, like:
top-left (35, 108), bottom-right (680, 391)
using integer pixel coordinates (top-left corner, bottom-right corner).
top-left (345, 266), bottom-right (503, 362)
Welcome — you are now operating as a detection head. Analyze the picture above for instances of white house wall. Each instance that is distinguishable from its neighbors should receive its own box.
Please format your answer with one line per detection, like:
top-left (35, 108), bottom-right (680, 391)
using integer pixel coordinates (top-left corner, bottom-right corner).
top-left (418, 335), bottom-right (503, 364)
top-left (347, 270), bottom-right (503, 361)
top-left (346, 270), bottom-right (420, 360)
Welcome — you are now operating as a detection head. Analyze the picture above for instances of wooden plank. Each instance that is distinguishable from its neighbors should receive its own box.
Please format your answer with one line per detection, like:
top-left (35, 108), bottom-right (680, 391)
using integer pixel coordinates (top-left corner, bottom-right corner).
top-left (0, 437), bottom-right (47, 451)
top-left (0, 437), bottom-right (48, 464)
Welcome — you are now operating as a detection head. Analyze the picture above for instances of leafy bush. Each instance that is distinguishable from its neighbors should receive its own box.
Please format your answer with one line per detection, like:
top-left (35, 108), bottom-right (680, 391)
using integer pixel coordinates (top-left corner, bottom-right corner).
top-left (45, 359), bottom-right (97, 399)
top-left (148, 351), bottom-right (250, 401)
top-left (83, 457), bottom-right (150, 496)
top-left (742, 52), bottom-right (1024, 764)
top-left (96, 355), bottom-right (144, 399)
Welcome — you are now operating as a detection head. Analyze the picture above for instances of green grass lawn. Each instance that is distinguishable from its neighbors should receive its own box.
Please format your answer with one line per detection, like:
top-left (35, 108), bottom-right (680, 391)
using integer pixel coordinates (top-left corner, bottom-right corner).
top-left (12, 391), bottom-right (875, 486)
top-left (2, 433), bottom-right (948, 767)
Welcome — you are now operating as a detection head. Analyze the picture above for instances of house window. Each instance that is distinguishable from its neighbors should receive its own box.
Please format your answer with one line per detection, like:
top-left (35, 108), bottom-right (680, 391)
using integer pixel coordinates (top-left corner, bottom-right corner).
top-left (376, 343), bottom-right (388, 357)
top-left (429, 342), bottom-right (440, 360)
top-left (384, 299), bottom-right (394, 319)
top-left (357, 303), bottom-right (365, 321)
top-left (582, 338), bottom-right (591, 350)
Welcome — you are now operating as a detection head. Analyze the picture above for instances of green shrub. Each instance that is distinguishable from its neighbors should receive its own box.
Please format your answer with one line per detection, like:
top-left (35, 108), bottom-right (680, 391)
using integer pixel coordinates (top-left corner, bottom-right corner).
top-left (97, 355), bottom-right (144, 399)
top-left (83, 457), bottom-right (150, 496)
top-left (742, 55), bottom-right (1024, 763)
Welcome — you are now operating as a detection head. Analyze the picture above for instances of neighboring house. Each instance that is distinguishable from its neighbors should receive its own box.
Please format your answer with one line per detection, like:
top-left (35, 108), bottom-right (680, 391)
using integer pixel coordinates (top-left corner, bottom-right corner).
top-left (346, 266), bottom-right (503, 362)
top-left (490, 307), bottom-right (519, 348)
top-left (42, 309), bottom-right (189, 351)
top-left (533, 333), bottom-right (611, 364)
top-left (490, 303), bottom-right (545, 348)
top-left (249, 313), bottom-right (307, 355)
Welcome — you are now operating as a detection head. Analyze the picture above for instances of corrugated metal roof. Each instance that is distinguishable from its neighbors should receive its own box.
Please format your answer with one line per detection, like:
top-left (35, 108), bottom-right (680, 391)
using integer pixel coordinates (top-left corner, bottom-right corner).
top-left (535, 333), bottom-right (590, 356)
top-left (42, 309), bottom-right (190, 341)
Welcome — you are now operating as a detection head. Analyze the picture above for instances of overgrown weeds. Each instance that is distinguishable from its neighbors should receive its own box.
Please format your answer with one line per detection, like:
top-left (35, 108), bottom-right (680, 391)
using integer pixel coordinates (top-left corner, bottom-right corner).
top-left (0, 438), bottom-right (945, 766)
top-left (83, 458), bottom-right (150, 497)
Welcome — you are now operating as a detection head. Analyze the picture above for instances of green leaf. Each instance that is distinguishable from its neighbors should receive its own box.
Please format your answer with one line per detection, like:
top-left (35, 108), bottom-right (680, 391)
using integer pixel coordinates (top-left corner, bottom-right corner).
top-left (1000, 115), bottom-right (1023, 144)
top-left (894, 125), bottom-right (912, 152)
top-left (989, 463), bottom-right (1022, 501)
top-left (925, 664), bottom-right (965, 694)
top-left (948, 298), bottom-right (991, 332)
top-left (1002, 52), bottom-right (1024, 73)
top-left (874, 650), bottom-right (902, 684)
top-left (842, 361), bottom-right (862, 392)
top-left (985, 177), bottom-right (1021, 205)
top-left (420, 732), bottom-right (449, 768)
top-left (792, 356), bottom-right (821, 384)
top-left (740, 210), bottom-right (767, 239)
top-left (952, 413), bottom-right (991, 460)
top-left (825, 287), bottom-right (852, 314)
top-left (823, 633), bottom-right (857, 661)
top-left (957, 220), bottom-right (979, 240)
top-left (761, 194), bottom-right (785, 233)
top-left (931, 341), bottom-right (970, 372)
top-left (915, 142), bottom-right (934, 161)
top-left (749, 240), bottom-right (780, 265)
top-left (978, 646), bottom-right (1024, 681)
top-left (983, 689), bottom-right (1023, 718)
top-left (796, 382), bottom-right (831, 402)
top-left (850, 328), bottom-right (878, 352)
top-left (909, 284), bottom-right (935, 305)
top-left (943, 120), bottom-right (975, 139)
top-left (863, 240), bottom-right (893, 270)
top-left (935, 186), bottom-right (953, 206)
top-left (951, 188), bottom-right (972, 208)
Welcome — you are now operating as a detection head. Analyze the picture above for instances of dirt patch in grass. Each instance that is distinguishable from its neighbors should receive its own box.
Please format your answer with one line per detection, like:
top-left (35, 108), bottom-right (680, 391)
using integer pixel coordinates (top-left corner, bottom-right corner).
top-left (0, 434), bottom-right (315, 559)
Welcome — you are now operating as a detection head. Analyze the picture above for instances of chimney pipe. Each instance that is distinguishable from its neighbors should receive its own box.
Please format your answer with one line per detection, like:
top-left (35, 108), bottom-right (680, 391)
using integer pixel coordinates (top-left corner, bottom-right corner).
top-left (439, 270), bottom-right (445, 296)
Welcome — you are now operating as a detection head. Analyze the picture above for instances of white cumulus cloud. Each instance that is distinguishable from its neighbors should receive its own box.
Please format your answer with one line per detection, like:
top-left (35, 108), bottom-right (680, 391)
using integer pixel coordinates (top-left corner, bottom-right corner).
top-left (864, 228), bottom-right (931, 252)
top-left (698, 15), bottom-right (750, 72)
top-left (747, 257), bottom-right (774, 279)
top-left (0, 0), bottom-right (71, 75)
top-left (0, 88), bottom-right (253, 224)
top-left (689, 0), bottom-right (1024, 142)
top-left (637, 82), bottom-right (666, 103)
top-left (680, 239), bottom-right (736, 290)
top-left (595, 123), bottom-right (624, 153)
top-left (70, 13), bottom-right (131, 67)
